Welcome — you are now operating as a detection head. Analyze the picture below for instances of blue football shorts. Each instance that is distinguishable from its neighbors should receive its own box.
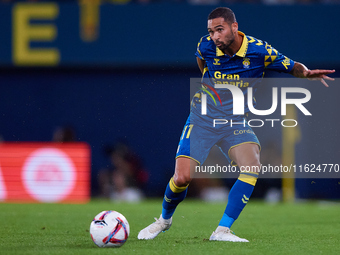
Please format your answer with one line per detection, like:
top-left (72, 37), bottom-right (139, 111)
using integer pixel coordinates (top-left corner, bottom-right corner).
top-left (175, 113), bottom-right (261, 166)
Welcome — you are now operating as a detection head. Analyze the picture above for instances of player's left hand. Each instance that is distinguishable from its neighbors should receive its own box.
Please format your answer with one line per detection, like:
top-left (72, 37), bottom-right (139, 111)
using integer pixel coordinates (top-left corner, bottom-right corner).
top-left (305, 69), bottom-right (335, 87)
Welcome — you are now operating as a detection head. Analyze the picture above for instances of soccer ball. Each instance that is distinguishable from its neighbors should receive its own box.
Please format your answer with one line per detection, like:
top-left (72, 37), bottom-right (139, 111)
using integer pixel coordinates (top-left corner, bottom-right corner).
top-left (90, 210), bottom-right (130, 248)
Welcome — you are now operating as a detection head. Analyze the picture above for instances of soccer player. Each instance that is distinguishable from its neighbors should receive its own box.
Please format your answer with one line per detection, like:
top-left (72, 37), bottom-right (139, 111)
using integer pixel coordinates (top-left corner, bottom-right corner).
top-left (138, 7), bottom-right (335, 242)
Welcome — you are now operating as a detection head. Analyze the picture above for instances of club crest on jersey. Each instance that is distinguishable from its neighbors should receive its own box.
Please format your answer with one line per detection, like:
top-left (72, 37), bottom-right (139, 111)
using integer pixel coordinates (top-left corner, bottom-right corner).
top-left (213, 58), bottom-right (221, 65)
top-left (243, 58), bottom-right (250, 69)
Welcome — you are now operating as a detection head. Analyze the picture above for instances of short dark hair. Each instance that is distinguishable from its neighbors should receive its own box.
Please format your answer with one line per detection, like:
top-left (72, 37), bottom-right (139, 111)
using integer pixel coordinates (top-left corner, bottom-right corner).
top-left (208, 7), bottom-right (236, 24)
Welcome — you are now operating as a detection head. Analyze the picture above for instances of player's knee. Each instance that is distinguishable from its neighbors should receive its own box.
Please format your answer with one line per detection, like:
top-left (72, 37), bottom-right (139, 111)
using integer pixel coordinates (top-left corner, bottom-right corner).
top-left (240, 158), bottom-right (261, 173)
top-left (173, 173), bottom-right (191, 187)
top-left (250, 158), bottom-right (261, 173)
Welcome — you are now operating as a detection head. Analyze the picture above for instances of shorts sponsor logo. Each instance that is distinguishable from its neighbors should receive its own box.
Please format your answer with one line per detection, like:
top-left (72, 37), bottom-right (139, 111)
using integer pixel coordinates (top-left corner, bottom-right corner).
top-left (234, 129), bottom-right (255, 135)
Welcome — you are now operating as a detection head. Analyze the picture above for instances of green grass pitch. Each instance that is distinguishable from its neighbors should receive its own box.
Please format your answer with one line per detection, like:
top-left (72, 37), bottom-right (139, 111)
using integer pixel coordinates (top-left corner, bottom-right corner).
top-left (0, 199), bottom-right (339, 255)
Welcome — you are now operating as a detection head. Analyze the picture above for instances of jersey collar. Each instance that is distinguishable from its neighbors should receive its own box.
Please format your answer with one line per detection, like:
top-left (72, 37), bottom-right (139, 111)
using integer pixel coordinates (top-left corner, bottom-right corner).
top-left (216, 31), bottom-right (248, 57)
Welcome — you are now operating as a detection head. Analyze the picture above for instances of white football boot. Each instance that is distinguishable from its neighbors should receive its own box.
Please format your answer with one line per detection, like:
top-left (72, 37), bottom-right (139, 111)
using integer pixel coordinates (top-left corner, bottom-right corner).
top-left (209, 226), bottom-right (249, 242)
top-left (137, 215), bottom-right (172, 240)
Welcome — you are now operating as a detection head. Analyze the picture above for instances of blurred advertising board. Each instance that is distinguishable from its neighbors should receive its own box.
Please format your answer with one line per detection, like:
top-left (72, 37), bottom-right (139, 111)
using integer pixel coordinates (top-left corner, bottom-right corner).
top-left (0, 143), bottom-right (90, 203)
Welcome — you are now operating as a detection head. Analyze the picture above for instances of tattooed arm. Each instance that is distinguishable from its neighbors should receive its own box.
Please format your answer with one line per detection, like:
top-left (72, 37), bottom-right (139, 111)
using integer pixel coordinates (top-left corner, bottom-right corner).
top-left (290, 62), bottom-right (335, 87)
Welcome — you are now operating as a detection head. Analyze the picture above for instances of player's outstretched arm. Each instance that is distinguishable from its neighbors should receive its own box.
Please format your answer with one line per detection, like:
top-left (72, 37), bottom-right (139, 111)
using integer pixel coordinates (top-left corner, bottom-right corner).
top-left (289, 62), bottom-right (335, 87)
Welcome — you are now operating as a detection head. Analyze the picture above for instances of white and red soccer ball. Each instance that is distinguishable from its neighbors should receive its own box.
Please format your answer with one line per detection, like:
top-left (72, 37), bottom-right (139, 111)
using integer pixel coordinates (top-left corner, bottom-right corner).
top-left (90, 210), bottom-right (130, 248)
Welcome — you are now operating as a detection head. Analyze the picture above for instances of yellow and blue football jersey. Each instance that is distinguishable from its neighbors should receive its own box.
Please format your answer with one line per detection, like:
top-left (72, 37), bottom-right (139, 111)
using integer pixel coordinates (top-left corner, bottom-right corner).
top-left (193, 31), bottom-right (295, 120)
top-left (175, 32), bottom-right (295, 165)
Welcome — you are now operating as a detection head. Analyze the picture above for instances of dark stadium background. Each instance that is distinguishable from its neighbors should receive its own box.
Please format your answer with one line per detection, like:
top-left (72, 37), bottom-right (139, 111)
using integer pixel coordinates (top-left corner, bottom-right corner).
top-left (0, 2), bottom-right (339, 199)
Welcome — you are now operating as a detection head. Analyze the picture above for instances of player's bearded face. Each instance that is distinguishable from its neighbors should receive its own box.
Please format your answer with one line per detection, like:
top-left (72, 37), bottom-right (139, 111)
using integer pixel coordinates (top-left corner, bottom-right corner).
top-left (217, 27), bottom-right (235, 51)
top-left (208, 18), bottom-right (235, 51)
